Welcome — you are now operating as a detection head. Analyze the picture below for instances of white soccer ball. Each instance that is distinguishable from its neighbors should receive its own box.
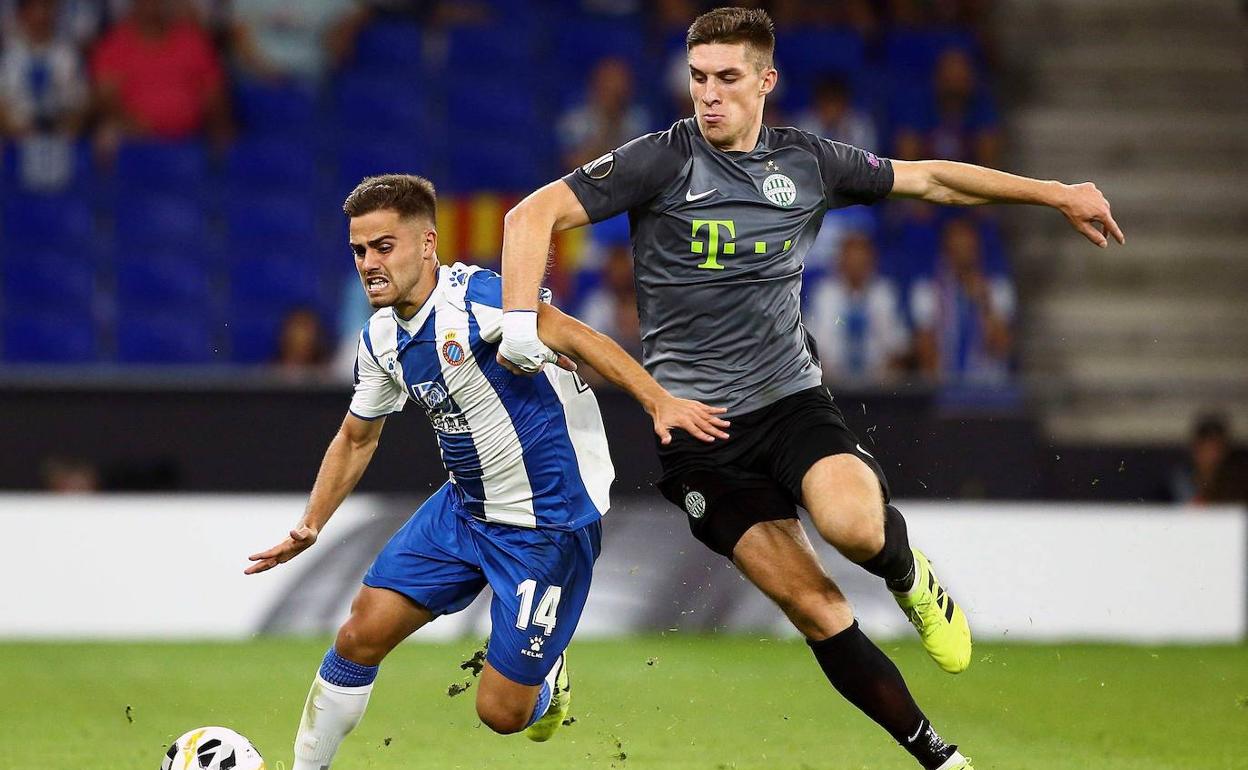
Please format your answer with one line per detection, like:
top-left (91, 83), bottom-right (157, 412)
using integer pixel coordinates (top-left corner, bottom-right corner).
top-left (160, 726), bottom-right (265, 770)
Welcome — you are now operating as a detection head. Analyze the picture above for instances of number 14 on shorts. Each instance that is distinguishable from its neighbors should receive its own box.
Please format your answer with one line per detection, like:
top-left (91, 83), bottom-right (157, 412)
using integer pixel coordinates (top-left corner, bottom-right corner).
top-left (515, 579), bottom-right (562, 635)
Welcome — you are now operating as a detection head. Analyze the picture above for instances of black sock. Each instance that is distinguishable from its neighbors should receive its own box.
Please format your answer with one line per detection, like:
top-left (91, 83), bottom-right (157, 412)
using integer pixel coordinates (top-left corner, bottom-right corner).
top-left (808, 621), bottom-right (956, 770)
top-left (858, 504), bottom-right (917, 591)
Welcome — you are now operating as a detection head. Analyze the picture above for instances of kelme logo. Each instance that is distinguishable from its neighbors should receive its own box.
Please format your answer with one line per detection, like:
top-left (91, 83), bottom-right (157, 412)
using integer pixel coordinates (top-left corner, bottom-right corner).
top-left (762, 173), bottom-right (797, 207)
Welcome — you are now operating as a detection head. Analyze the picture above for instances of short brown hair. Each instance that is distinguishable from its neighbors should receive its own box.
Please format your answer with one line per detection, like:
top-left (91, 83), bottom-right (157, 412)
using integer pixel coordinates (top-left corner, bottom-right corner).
top-left (343, 174), bottom-right (437, 223)
top-left (686, 7), bottom-right (775, 69)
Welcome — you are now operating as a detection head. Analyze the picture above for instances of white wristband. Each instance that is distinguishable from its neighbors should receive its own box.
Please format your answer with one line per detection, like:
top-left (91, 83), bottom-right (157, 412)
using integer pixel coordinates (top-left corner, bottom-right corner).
top-left (502, 309), bottom-right (539, 342)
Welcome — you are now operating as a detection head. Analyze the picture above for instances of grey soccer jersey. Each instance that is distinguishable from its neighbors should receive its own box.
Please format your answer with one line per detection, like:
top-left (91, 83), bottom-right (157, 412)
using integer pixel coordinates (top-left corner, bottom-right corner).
top-left (562, 118), bottom-right (894, 415)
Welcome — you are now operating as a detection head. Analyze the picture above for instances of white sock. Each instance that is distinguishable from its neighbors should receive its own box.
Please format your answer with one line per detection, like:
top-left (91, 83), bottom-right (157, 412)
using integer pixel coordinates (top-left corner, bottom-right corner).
top-left (291, 675), bottom-right (374, 770)
top-left (934, 750), bottom-right (967, 770)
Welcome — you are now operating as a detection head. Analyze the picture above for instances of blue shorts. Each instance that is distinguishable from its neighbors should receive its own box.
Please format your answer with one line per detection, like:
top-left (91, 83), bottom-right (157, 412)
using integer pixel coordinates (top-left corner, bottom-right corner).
top-left (363, 483), bottom-right (602, 686)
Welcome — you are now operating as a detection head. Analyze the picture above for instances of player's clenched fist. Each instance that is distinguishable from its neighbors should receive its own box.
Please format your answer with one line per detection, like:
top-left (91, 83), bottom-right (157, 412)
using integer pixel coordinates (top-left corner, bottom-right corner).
top-left (245, 525), bottom-right (319, 574)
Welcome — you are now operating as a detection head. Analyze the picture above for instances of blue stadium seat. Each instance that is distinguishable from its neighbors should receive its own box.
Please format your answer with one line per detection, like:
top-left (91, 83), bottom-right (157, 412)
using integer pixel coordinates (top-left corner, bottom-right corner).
top-left (113, 251), bottom-right (216, 313)
top-left (226, 136), bottom-right (319, 193)
top-left (351, 20), bottom-right (422, 71)
top-left (2, 191), bottom-right (94, 244)
top-left (2, 242), bottom-right (95, 311)
top-left (226, 251), bottom-right (322, 309)
top-left (2, 310), bottom-right (98, 363)
top-left (114, 141), bottom-right (209, 195)
top-left (115, 310), bottom-right (219, 364)
top-left (225, 194), bottom-right (319, 240)
top-left (225, 309), bottom-right (287, 363)
top-left (552, 17), bottom-right (646, 76)
top-left (884, 28), bottom-right (980, 75)
top-left (774, 28), bottom-right (865, 112)
top-left (444, 24), bottom-right (536, 75)
top-left (443, 131), bottom-right (544, 192)
top-left (0, 139), bottom-right (93, 195)
top-left (113, 192), bottom-right (208, 245)
top-left (233, 81), bottom-right (319, 134)
top-left (447, 78), bottom-right (535, 125)
top-left (334, 72), bottom-right (428, 133)
top-left (335, 133), bottom-right (430, 192)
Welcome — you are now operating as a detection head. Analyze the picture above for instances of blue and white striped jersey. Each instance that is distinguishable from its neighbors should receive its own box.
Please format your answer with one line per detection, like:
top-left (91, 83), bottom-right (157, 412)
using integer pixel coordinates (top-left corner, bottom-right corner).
top-left (349, 263), bottom-right (614, 530)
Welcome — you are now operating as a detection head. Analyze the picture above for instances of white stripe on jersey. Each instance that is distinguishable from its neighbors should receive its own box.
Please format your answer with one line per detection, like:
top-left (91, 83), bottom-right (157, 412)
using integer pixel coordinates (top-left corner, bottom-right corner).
top-left (436, 271), bottom-right (538, 527)
top-left (542, 365), bottom-right (613, 516)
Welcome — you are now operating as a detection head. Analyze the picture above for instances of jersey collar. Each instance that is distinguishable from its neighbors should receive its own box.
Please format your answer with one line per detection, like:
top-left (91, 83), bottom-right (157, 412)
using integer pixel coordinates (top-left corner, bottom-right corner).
top-left (392, 265), bottom-right (445, 339)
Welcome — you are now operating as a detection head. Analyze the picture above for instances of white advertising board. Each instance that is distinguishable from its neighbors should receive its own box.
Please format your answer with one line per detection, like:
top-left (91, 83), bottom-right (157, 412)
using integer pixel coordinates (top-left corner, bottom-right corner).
top-left (1, 494), bottom-right (1242, 642)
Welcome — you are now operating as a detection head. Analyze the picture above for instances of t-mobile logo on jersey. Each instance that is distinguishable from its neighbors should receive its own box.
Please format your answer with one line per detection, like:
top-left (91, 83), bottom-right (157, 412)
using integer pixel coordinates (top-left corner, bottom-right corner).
top-left (690, 219), bottom-right (793, 270)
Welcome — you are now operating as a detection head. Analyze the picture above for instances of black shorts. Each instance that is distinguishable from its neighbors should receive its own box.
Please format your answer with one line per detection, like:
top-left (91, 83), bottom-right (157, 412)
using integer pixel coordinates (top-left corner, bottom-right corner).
top-left (655, 386), bottom-right (890, 558)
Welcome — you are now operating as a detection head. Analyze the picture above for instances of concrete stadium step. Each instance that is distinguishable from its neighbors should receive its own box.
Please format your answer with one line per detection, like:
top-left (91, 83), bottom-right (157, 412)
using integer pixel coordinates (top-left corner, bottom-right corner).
top-left (1023, 71), bottom-right (1248, 110)
top-left (1033, 43), bottom-right (1243, 78)
top-left (1062, 356), bottom-right (1248, 387)
top-left (997, 0), bottom-right (1246, 446)
top-left (1040, 235), bottom-right (1248, 281)
top-left (1046, 400), bottom-right (1248, 445)
top-left (1033, 292), bottom-right (1248, 330)
top-left (1063, 170), bottom-right (1247, 229)
top-left (1011, 110), bottom-right (1248, 158)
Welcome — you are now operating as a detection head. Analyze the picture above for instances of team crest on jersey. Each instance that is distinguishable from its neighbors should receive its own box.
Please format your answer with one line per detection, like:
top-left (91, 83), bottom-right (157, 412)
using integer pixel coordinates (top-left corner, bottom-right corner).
top-left (762, 173), bottom-right (797, 207)
top-left (581, 152), bottom-right (615, 180)
top-left (442, 339), bottom-right (466, 366)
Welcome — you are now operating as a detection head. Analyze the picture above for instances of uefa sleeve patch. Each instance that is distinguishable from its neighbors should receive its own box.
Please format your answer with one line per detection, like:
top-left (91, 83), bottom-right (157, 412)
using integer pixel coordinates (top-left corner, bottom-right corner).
top-left (580, 152), bottom-right (615, 180)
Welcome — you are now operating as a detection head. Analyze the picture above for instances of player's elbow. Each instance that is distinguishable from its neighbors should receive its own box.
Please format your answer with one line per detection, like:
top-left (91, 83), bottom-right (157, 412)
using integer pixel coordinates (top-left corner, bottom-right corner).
top-left (505, 190), bottom-right (555, 233)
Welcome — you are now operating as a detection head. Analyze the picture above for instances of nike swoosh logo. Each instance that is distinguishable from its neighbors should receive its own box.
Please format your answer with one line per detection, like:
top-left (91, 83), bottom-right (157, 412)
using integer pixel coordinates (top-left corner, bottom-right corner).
top-left (856, 443), bottom-right (875, 459)
top-left (685, 188), bottom-right (717, 202)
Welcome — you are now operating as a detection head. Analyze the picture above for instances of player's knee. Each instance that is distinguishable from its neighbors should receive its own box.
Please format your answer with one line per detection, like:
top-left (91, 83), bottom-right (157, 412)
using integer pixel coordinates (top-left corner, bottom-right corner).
top-left (333, 621), bottom-right (387, 667)
top-left (805, 460), bottom-right (885, 558)
top-left (475, 698), bottom-right (529, 735)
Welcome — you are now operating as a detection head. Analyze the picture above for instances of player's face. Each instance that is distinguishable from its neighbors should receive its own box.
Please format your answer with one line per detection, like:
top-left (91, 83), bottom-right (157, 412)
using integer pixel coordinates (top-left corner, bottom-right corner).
top-left (349, 209), bottom-right (438, 315)
top-left (688, 43), bottom-right (777, 151)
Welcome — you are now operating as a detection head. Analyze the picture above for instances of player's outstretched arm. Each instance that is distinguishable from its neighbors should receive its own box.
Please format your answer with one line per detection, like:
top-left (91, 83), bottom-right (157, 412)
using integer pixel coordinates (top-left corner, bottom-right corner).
top-left (535, 303), bottom-right (730, 444)
top-left (889, 159), bottom-right (1125, 248)
top-left (497, 181), bottom-right (592, 374)
top-left (245, 412), bottom-right (385, 574)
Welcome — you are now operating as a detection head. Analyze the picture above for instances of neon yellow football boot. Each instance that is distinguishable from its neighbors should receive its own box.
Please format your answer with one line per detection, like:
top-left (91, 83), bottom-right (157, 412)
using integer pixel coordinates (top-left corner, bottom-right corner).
top-left (893, 549), bottom-right (972, 674)
top-left (936, 755), bottom-right (974, 770)
top-left (525, 653), bottom-right (570, 742)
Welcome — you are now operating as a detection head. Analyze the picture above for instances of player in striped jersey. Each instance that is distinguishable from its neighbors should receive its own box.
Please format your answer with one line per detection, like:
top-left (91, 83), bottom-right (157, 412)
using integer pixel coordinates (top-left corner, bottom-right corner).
top-left (245, 174), bottom-right (729, 770)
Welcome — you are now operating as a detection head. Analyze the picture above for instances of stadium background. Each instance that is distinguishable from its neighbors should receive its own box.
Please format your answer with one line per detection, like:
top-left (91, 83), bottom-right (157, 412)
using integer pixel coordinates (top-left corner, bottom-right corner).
top-left (0, 1), bottom-right (1245, 768)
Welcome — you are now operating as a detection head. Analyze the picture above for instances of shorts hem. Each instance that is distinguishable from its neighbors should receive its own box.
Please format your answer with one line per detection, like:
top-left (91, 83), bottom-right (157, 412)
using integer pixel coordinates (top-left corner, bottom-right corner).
top-left (485, 646), bottom-right (547, 687)
top-left (360, 577), bottom-right (442, 617)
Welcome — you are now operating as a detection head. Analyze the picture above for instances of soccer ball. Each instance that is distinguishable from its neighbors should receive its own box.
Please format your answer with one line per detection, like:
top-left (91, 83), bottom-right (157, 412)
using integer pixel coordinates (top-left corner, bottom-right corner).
top-left (160, 726), bottom-right (265, 770)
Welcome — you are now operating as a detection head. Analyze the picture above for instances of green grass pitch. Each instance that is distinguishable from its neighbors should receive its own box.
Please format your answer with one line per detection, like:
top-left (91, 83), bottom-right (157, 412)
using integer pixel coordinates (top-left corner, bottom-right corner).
top-left (2, 637), bottom-right (1244, 769)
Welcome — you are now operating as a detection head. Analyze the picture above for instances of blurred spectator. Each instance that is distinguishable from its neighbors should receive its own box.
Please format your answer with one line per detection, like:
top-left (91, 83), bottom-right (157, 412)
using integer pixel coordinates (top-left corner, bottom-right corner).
top-left (795, 75), bottom-right (879, 151)
top-left (1168, 414), bottom-right (1248, 505)
top-left (350, 0), bottom-right (490, 26)
top-left (805, 232), bottom-right (909, 383)
top-left (90, 0), bottom-right (230, 152)
top-left (274, 307), bottom-right (331, 376)
top-left (577, 242), bottom-right (641, 361)
top-left (40, 455), bottom-right (100, 492)
top-left (228, 0), bottom-right (362, 85)
top-left (1, 0), bottom-right (103, 48)
top-left (558, 56), bottom-right (651, 170)
top-left (910, 217), bottom-right (1013, 383)
top-left (0, 0), bottom-right (88, 190)
top-left (893, 47), bottom-right (999, 166)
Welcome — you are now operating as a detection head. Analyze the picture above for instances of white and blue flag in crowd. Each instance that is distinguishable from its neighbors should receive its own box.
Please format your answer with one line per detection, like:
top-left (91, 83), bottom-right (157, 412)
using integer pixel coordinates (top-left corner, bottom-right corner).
top-left (350, 263), bottom-right (614, 530)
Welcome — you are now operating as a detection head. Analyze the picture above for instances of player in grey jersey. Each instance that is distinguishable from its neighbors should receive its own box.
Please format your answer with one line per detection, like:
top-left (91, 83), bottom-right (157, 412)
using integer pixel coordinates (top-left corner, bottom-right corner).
top-left (496, 8), bottom-right (1124, 770)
